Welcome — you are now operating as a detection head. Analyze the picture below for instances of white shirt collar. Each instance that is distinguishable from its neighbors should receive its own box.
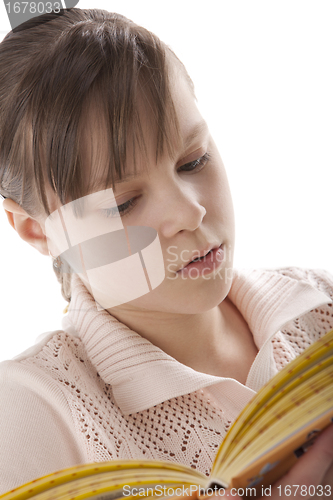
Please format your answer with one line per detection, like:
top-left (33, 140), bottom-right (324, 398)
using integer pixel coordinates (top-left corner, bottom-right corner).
top-left (62, 269), bottom-right (331, 414)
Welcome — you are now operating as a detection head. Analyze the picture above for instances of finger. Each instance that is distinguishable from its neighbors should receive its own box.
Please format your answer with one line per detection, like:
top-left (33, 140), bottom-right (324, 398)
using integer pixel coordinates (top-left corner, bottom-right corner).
top-left (271, 423), bottom-right (333, 498)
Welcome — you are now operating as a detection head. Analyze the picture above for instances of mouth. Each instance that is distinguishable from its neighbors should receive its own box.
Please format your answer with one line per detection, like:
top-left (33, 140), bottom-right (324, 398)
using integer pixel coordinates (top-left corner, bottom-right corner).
top-left (177, 243), bottom-right (224, 273)
top-left (190, 249), bottom-right (213, 263)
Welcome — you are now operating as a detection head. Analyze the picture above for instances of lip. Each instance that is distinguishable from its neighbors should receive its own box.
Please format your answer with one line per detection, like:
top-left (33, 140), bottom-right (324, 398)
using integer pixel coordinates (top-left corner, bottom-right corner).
top-left (177, 243), bottom-right (223, 273)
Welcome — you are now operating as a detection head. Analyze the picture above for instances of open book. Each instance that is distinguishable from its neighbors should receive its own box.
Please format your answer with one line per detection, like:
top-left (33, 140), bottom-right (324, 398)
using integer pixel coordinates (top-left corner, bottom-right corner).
top-left (1, 329), bottom-right (333, 500)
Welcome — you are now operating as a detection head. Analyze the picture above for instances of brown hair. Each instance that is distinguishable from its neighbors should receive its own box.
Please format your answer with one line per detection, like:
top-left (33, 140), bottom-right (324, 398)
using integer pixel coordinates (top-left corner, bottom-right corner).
top-left (0, 8), bottom-right (194, 302)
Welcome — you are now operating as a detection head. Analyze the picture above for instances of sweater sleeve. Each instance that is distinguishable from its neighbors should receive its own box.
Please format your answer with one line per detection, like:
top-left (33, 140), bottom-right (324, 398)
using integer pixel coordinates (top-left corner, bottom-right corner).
top-left (0, 360), bottom-right (86, 494)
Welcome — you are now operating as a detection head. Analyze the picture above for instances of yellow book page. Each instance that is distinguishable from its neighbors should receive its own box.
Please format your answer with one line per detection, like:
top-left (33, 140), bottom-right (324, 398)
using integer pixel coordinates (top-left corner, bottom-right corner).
top-left (0, 461), bottom-right (205, 500)
top-left (28, 469), bottom-right (202, 500)
top-left (229, 409), bottom-right (333, 491)
top-left (221, 384), bottom-right (333, 482)
top-left (233, 373), bottom-right (333, 465)
top-left (211, 329), bottom-right (333, 472)
top-left (228, 354), bottom-right (333, 452)
top-left (247, 370), bottom-right (332, 436)
top-left (220, 363), bottom-right (333, 468)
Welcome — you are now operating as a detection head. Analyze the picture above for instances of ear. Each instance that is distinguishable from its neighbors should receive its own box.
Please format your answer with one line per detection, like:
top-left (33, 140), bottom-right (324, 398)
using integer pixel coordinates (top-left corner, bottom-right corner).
top-left (3, 198), bottom-right (49, 256)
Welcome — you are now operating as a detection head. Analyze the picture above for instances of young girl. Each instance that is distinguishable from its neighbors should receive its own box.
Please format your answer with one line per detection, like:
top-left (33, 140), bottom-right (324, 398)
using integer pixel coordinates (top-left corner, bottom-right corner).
top-left (0, 8), bottom-right (332, 498)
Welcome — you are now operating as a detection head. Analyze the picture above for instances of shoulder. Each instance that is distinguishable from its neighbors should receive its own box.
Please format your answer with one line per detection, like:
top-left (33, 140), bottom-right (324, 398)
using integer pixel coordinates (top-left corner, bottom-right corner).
top-left (271, 266), bottom-right (333, 300)
top-left (0, 331), bottom-right (73, 405)
top-left (0, 329), bottom-right (101, 393)
top-left (266, 267), bottom-right (333, 368)
top-left (0, 330), bottom-right (92, 492)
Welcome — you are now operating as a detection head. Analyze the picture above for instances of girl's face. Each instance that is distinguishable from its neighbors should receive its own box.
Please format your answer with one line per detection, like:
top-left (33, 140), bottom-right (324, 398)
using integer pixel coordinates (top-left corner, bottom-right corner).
top-left (43, 68), bottom-right (235, 316)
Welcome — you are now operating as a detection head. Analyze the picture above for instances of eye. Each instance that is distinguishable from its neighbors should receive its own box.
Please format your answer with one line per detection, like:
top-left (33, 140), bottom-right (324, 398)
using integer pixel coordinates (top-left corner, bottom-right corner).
top-left (178, 152), bottom-right (211, 173)
top-left (100, 197), bottom-right (137, 218)
top-left (98, 153), bottom-right (210, 218)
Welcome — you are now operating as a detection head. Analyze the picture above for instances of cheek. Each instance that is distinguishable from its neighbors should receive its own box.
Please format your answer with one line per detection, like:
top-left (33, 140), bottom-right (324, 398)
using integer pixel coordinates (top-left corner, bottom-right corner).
top-left (205, 163), bottom-right (234, 220)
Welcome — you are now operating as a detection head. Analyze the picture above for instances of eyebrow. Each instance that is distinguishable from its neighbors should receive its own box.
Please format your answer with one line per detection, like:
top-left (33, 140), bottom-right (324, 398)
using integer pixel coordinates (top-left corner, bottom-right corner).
top-left (94, 120), bottom-right (209, 188)
top-left (182, 120), bottom-right (209, 151)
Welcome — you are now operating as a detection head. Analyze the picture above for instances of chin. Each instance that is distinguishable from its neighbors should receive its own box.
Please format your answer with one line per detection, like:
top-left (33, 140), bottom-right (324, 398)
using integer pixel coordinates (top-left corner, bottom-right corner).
top-left (170, 272), bottom-right (234, 314)
top-left (117, 261), bottom-right (234, 314)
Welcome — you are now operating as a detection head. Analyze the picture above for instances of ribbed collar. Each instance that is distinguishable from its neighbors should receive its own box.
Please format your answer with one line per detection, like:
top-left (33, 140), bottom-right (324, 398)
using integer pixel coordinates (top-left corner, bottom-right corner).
top-left (62, 269), bottom-right (331, 414)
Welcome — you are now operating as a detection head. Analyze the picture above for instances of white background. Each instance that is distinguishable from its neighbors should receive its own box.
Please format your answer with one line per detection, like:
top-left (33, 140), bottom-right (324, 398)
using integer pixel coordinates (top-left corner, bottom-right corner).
top-left (0, 1), bottom-right (332, 361)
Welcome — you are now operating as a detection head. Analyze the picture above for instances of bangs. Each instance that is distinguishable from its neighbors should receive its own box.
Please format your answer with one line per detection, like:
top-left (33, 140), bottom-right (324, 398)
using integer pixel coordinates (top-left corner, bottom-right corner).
top-left (37, 11), bottom-right (182, 216)
top-left (2, 9), bottom-right (186, 217)
top-left (71, 61), bottom-right (180, 219)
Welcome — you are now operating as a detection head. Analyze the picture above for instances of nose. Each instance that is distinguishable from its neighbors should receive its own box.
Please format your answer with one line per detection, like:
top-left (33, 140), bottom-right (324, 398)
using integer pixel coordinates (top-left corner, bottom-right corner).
top-left (156, 183), bottom-right (207, 239)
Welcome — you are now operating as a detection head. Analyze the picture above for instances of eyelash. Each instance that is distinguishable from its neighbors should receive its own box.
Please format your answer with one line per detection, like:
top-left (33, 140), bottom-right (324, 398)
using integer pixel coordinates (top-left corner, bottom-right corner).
top-left (102, 152), bottom-right (211, 218)
top-left (178, 152), bottom-right (211, 173)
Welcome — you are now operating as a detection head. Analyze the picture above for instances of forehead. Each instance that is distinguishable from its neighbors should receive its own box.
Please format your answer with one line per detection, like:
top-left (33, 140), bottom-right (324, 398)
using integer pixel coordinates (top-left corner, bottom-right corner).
top-left (80, 69), bottom-right (204, 195)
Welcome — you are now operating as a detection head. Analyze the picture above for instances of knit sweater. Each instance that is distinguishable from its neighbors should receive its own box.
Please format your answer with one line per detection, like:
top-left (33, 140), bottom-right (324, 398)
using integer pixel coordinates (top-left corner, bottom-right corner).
top-left (0, 267), bottom-right (332, 493)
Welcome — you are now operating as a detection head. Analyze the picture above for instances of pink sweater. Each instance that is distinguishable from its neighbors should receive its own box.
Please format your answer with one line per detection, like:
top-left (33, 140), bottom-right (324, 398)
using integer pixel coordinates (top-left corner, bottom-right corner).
top-left (0, 267), bottom-right (332, 493)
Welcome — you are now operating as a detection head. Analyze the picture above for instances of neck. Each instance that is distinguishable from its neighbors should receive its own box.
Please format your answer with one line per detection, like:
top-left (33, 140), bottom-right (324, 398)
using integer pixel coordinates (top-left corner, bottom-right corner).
top-left (108, 297), bottom-right (258, 383)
